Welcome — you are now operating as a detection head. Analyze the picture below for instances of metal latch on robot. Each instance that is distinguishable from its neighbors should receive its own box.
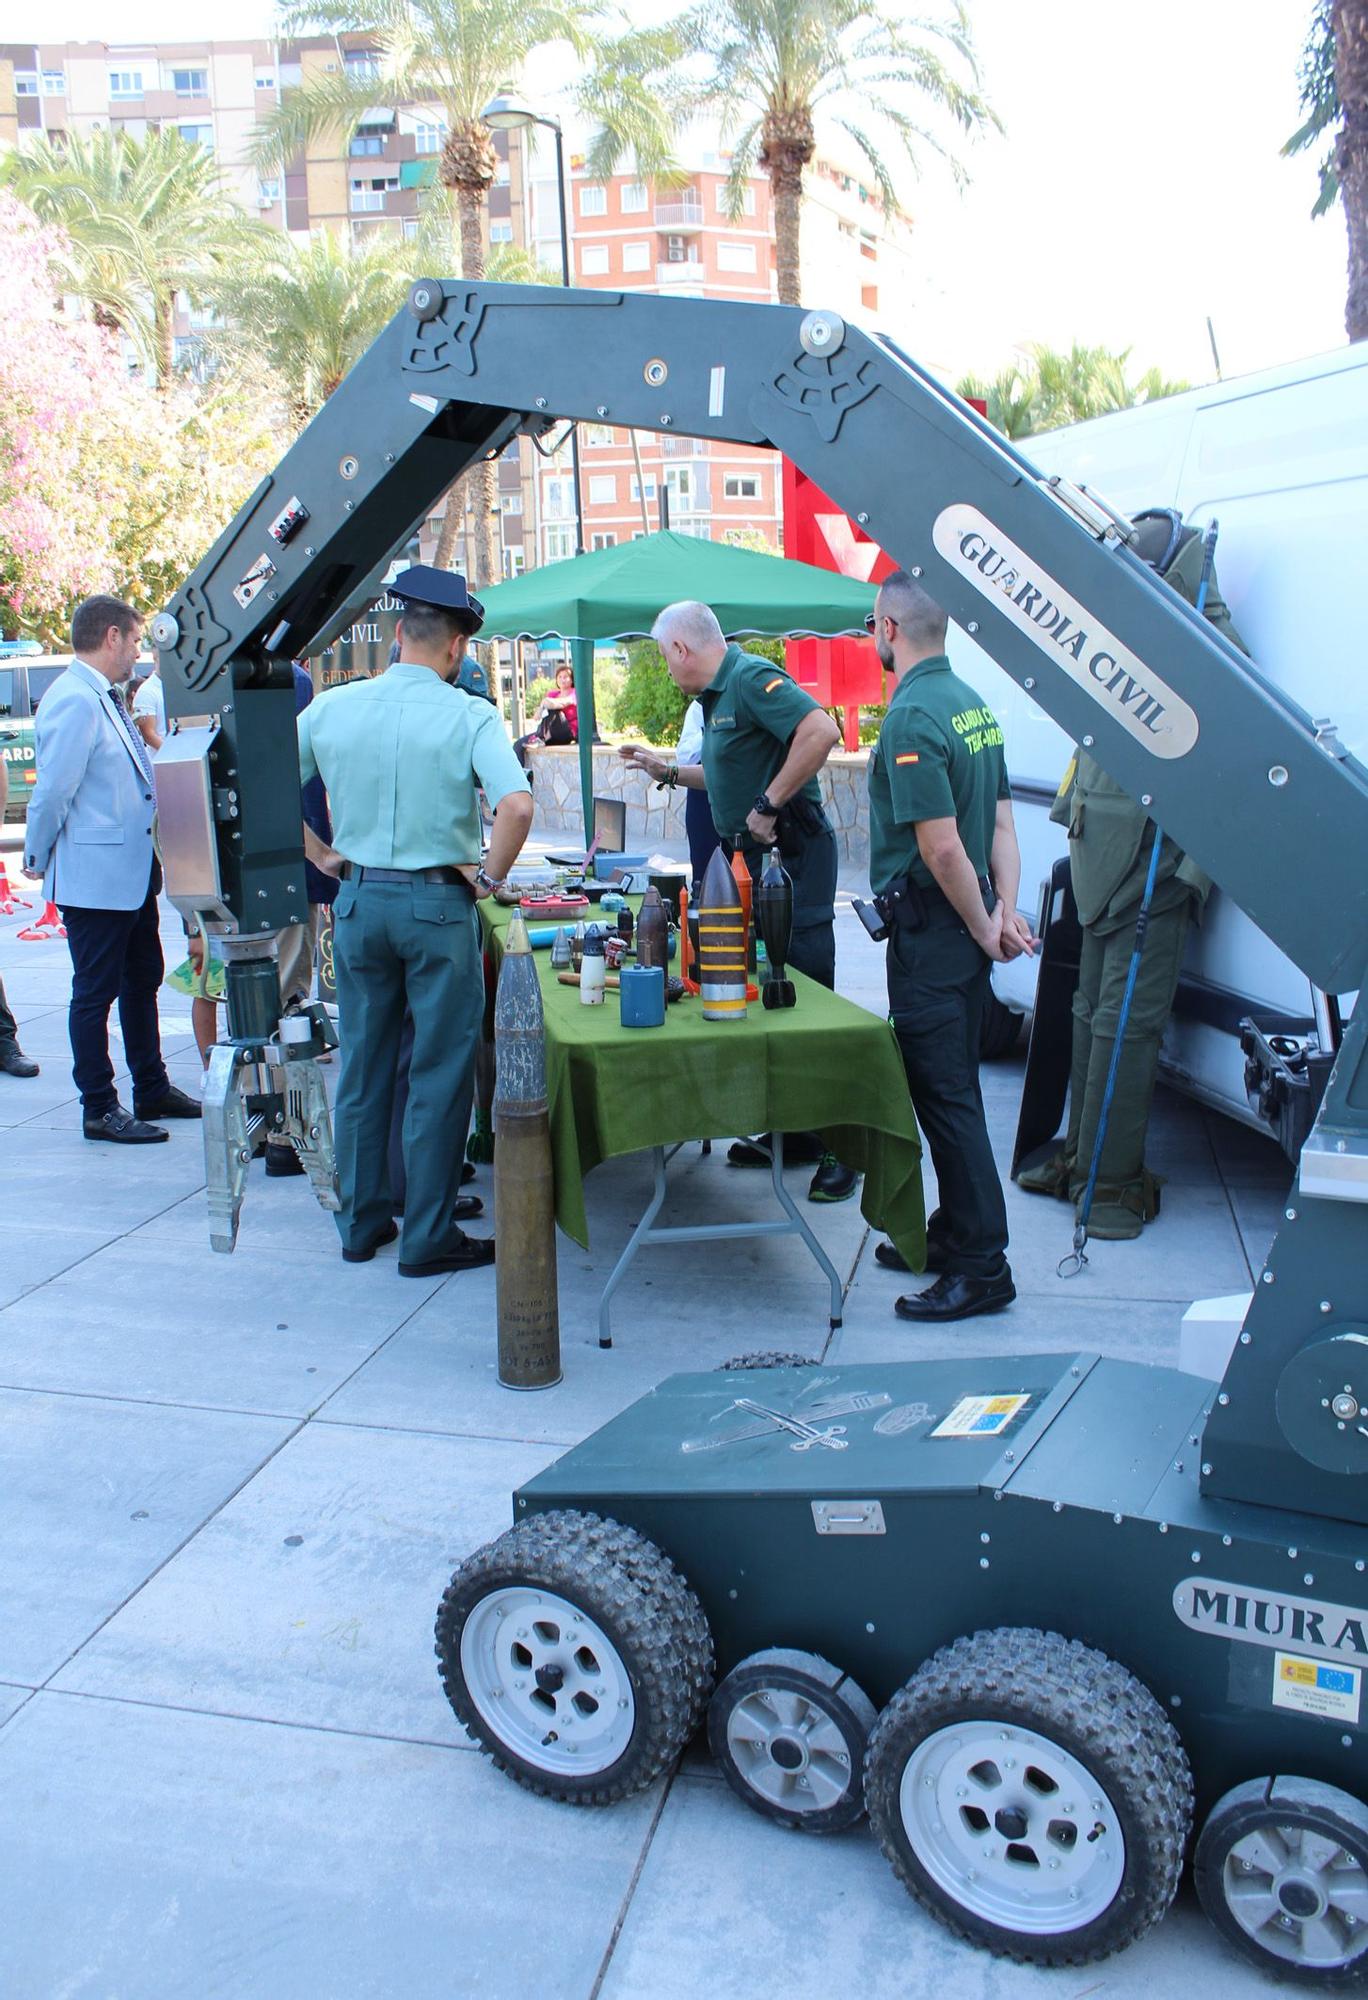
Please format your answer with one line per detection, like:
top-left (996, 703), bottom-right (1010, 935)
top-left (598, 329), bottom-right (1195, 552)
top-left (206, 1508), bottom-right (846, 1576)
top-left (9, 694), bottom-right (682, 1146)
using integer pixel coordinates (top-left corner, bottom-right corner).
top-left (811, 1500), bottom-right (886, 1536)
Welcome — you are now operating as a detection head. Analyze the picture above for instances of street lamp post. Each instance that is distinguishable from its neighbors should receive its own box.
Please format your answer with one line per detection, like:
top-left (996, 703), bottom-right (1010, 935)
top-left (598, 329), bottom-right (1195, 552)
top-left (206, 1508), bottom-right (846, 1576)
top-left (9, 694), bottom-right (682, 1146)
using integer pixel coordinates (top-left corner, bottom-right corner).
top-left (482, 93), bottom-right (595, 839)
top-left (481, 94), bottom-right (584, 558)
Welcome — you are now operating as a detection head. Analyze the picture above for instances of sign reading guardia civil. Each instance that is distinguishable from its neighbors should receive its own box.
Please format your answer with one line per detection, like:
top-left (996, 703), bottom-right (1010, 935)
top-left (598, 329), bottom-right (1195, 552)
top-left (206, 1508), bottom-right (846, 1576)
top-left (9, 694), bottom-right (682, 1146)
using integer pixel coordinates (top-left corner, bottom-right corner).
top-left (932, 503), bottom-right (1200, 759)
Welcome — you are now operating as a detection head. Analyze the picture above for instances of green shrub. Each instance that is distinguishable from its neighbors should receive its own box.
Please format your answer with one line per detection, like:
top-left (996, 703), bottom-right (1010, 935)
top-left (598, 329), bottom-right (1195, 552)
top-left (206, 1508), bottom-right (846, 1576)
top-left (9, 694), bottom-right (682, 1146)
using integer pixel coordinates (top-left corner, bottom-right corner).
top-left (612, 640), bottom-right (688, 744)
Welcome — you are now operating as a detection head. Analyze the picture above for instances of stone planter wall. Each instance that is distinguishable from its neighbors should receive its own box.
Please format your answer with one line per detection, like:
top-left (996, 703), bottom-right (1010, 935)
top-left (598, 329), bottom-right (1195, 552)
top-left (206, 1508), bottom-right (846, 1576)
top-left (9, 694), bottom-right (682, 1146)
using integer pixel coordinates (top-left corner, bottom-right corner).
top-left (527, 744), bottom-right (872, 866)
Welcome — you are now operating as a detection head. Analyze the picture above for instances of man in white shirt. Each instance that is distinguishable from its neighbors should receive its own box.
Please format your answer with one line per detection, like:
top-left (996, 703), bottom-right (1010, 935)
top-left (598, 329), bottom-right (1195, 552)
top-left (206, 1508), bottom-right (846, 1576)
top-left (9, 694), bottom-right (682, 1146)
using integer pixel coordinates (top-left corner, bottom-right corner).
top-left (131, 665), bottom-right (166, 750)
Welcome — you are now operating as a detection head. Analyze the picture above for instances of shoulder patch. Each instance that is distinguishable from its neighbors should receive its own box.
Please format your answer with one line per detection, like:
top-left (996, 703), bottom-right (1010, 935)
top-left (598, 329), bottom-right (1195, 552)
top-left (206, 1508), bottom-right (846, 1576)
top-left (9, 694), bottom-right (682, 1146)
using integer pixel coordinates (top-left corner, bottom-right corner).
top-left (895, 752), bottom-right (920, 765)
top-left (763, 677), bottom-right (785, 693)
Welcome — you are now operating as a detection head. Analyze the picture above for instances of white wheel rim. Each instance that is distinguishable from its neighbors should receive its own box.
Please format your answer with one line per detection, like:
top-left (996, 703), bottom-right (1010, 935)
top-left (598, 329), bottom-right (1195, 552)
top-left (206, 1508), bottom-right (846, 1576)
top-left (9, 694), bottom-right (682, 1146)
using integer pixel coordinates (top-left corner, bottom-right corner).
top-left (459, 1586), bottom-right (636, 1777)
top-left (899, 1721), bottom-right (1126, 1935)
top-left (1222, 1822), bottom-right (1368, 1969)
top-left (725, 1685), bottom-right (854, 1814)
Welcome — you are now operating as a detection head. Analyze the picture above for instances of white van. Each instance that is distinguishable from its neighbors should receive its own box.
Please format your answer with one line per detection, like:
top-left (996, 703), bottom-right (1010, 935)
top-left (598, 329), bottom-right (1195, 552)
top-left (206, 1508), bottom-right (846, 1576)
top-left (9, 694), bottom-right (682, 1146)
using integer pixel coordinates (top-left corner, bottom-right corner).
top-left (948, 341), bottom-right (1368, 1151)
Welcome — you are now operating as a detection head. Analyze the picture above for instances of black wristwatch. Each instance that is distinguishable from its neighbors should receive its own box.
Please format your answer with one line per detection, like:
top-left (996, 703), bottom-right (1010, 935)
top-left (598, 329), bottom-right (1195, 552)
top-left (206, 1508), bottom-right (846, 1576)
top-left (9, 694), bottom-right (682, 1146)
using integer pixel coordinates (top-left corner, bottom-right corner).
top-left (753, 792), bottom-right (777, 818)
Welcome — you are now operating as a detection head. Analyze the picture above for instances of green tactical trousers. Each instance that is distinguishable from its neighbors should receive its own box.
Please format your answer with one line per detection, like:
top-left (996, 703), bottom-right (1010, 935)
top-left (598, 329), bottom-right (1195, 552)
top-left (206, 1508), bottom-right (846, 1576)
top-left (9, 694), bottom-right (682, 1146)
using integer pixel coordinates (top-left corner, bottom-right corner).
top-left (1064, 889), bottom-right (1193, 1218)
top-left (331, 874), bottom-right (482, 1265)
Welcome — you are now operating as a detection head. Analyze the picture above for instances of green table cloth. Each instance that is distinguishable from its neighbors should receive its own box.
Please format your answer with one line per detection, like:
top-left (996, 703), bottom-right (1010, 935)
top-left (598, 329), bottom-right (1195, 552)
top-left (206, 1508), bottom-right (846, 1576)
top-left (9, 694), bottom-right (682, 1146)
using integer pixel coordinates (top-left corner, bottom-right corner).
top-left (481, 901), bottom-right (926, 1270)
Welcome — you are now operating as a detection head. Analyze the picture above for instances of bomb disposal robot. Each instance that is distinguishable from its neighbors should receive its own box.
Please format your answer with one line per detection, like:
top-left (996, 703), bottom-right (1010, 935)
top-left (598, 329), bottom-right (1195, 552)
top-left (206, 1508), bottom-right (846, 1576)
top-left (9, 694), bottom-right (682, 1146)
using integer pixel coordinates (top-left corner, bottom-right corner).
top-left (152, 286), bottom-right (1368, 1981)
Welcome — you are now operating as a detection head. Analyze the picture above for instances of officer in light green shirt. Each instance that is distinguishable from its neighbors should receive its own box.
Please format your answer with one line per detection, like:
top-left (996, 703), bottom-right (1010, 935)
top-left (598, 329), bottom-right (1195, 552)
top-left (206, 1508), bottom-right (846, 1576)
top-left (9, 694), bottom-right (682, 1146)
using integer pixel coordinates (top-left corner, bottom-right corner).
top-left (866, 568), bottom-right (1034, 1324)
top-left (300, 566), bottom-right (532, 1276)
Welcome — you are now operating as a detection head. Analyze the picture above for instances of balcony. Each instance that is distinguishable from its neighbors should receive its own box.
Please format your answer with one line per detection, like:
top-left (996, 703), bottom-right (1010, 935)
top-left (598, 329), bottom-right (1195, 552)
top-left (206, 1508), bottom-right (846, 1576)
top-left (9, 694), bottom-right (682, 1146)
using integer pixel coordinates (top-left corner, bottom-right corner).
top-left (654, 196), bottom-right (704, 230)
top-left (656, 260), bottom-right (704, 286)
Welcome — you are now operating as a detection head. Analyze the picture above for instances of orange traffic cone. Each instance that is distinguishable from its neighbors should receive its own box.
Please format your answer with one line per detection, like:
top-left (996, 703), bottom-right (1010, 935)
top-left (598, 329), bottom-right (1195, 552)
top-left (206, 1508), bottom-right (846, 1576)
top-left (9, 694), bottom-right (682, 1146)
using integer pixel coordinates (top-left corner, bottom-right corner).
top-left (0, 858), bottom-right (34, 916)
top-left (17, 900), bottom-right (64, 941)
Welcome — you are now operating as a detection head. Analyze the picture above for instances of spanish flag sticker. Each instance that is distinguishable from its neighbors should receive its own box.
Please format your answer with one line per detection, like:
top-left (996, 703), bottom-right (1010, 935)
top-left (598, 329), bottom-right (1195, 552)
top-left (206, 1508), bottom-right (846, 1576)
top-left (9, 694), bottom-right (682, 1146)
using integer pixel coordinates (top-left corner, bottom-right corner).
top-left (763, 677), bottom-right (784, 692)
top-left (895, 752), bottom-right (920, 765)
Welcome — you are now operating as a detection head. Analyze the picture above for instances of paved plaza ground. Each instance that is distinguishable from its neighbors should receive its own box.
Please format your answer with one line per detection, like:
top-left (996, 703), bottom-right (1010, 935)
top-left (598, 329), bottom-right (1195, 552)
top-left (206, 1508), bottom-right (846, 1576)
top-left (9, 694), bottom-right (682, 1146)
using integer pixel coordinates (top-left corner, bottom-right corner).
top-left (0, 835), bottom-right (1292, 1998)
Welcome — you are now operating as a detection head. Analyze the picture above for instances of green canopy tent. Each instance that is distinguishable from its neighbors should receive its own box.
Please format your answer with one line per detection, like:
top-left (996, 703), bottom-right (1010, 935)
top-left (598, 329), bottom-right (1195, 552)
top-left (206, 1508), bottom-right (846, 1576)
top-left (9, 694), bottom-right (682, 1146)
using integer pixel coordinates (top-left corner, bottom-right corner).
top-left (475, 530), bottom-right (877, 838)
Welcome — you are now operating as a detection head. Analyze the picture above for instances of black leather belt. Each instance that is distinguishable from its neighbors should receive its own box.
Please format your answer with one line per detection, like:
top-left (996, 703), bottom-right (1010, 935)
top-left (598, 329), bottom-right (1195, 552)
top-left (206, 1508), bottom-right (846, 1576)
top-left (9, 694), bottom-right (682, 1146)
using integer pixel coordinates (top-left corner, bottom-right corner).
top-left (342, 863), bottom-right (471, 887)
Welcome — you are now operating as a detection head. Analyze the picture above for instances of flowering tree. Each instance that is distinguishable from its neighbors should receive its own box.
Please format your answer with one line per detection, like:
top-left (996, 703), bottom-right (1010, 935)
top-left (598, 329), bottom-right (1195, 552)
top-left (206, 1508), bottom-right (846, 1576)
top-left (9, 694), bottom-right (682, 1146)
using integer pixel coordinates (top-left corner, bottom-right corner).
top-left (0, 195), bottom-right (285, 643)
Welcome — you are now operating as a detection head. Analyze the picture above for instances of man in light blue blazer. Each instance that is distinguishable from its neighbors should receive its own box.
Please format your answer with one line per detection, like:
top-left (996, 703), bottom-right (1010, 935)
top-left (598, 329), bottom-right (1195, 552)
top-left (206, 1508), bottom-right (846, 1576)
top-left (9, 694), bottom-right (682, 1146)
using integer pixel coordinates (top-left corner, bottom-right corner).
top-left (23, 595), bottom-right (201, 1143)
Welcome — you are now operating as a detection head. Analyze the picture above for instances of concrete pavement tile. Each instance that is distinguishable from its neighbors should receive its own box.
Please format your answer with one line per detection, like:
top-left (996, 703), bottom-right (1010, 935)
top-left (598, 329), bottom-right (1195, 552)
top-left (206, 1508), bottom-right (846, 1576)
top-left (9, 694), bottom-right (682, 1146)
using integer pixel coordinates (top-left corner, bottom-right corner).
top-left (1, 1692), bottom-right (656, 2000)
top-left (0, 1686), bottom-right (32, 1728)
top-left (998, 1179), bottom-right (1251, 1301)
top-left (0, 1219), bottom-right (128, 1309)
top-left (0, 1124), bottom-right (202, 1233)
top-left (829, 1285), bottom-right (1185, 1369)
top-left (2, 1229), bottom-right (447, 1412)
top-left (0, 1070), bottom-right (82, 1127)
top-left (597, 1773), bottom-right (1246, 2000)
top-left (0, 1260), bottom-right (388, 1417)
top-left (53, 1421), bottom-right (557, 1744)
top-left (319, 1258), bottom-right (835, 1447)
top-left (0, 1388), bottom-right (291, 1684)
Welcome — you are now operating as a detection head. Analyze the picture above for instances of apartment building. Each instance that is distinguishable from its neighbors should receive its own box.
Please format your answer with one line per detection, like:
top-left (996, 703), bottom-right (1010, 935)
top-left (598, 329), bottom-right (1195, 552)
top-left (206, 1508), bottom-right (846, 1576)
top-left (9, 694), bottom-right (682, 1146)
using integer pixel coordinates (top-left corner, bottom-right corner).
top-left (0, 39), bottom-right (921, 578)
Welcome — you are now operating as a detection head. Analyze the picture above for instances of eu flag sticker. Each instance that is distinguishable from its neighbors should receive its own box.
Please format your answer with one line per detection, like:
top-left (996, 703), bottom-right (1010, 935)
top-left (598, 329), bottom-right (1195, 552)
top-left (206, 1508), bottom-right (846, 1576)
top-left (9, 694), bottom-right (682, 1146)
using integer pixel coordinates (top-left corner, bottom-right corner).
top-left (1272, 1653), bottom-right (1361, 1724)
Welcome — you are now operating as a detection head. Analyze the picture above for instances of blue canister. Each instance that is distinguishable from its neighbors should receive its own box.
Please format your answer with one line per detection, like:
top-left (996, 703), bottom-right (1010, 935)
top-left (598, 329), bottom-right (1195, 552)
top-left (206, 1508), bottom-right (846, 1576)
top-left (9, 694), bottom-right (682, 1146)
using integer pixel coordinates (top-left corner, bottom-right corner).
top-left (619, 964), bottom-right (666, 1029)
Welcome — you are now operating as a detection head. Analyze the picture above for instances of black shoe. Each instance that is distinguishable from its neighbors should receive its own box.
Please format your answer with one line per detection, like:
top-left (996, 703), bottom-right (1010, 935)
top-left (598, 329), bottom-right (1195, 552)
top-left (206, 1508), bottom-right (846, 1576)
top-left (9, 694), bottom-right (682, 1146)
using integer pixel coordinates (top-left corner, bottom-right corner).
top-left (875, 1238), bottom-right (949, 1274)
top-left (133, 1083), bottom-right (202, 1121)
top-left (84, 1102), bottom-right (168, 1145)
top-left (342, 1219), bottom-right (399, 1263)
top-left (0, 1043), bottom-right (38, 1078)
top-left (808, 1154), bottom-right (858, 1203)
top-left (728, 1131), bottom-right (824, 1168)
top-left (894, 1267), bottom-right (1016, 1323)
top-left (452, 1194), bottom-right (484, 1221)
top-left (399, 1233), bottom-right (496, 1277)
top-left (461, 1160), bottom-right (477, 1185)
top-left (265, 1144), bottom-right (306, 1178)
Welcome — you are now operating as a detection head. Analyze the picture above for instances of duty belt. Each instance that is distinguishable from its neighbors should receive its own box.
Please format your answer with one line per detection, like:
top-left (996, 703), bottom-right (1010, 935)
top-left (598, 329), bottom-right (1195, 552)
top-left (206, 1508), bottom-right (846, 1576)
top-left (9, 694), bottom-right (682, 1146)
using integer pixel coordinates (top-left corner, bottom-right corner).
top-left (341, 863), bottom-right (472, 888)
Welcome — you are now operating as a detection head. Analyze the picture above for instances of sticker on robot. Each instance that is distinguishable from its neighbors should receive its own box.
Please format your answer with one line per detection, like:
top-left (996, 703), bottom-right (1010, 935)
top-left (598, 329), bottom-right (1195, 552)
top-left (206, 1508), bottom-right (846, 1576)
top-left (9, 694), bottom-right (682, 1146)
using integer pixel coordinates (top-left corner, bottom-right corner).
top-left (1271, 1653), bottom-right (1361, 1724)
top-left (931, 1393), bottom-right (1030, 1439)
top-left (873, 1401), bottom-right (936, 1438)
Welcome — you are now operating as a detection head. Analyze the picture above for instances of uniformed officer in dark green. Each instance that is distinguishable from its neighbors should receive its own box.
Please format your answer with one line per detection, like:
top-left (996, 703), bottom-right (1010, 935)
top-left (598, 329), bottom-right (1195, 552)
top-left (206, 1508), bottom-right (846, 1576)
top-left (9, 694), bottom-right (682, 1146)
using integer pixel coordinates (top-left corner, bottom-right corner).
top-left (621, 598), bottom-right (856, 1203)
top-left (1019, 511), bottom-right (1248, 1238)
top-left (301, 566), bottom-right (532, 1274)
top-left (867, 569), bottom-right (1034, 1322)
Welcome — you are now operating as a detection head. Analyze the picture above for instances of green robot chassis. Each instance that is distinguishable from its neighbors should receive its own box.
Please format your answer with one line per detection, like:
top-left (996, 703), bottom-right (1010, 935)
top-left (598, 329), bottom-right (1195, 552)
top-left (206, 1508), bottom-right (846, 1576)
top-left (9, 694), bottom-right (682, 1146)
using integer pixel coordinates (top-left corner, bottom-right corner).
top-left (148, 280), bottom-right (1368, 1979)
top-left (438, 1354), bottom-right (1368, 1979)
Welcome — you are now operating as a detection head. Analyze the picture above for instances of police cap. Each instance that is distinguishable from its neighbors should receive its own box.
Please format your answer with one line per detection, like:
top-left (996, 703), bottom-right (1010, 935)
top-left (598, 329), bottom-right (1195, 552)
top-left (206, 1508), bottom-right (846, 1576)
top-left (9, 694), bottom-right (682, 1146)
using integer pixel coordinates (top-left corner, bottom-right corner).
top-left (390, 564), bottom-right (485, 631)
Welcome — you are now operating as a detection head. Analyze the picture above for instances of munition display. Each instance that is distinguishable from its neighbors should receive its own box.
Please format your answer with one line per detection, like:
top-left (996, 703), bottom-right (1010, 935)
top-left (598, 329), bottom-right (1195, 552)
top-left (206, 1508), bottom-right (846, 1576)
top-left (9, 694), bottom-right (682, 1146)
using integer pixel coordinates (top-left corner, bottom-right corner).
top-left (698, 847), bottom-right (748, 1021)
top-left (580, 930), bottom-right (607, 1004)
top-left (492, 912), bottom-right (561, 1389)
top-left (635, 885), bottom-right (669, 971)
top-left (550, 926), bottom-right (572, 969)
top-left (731, 849), bottom-right (758, 975)
top-left (758, 852), bottom-right (797, 1010)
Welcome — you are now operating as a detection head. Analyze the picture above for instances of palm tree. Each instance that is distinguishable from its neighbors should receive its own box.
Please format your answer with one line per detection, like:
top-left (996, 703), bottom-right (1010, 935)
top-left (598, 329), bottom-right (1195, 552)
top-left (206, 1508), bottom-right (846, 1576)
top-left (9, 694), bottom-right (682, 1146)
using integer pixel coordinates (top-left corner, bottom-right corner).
top-left (667, 0), bottom-right (998, 306)
top-left (250, 0), bottom-right (655, 582)
top-left (957, 343), bottom-right (1190, 440)
top-left (0, 129), bottom-right (261, 388)
top-left (954, 364), bottom-right (1036, 439)
top-left (204, 224), bottom-right (555, 427)
top-left (205, 228), bottom-right (414, 425)
top-left (1284, 0), bottom-right (1368, 340)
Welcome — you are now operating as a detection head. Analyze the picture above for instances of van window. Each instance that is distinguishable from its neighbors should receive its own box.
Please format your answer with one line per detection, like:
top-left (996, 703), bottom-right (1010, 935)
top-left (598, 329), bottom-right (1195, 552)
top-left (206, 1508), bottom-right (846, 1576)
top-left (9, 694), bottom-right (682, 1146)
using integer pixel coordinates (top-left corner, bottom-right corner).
top-left (27, 666), bottom-right (64, 711)
top-left (0, 669), bottom-right (13, 716)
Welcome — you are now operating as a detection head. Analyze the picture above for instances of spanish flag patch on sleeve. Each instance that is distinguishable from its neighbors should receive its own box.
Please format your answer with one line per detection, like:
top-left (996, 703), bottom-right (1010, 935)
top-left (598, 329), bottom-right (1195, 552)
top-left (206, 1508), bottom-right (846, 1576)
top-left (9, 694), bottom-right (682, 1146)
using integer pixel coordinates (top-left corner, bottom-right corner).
top-left (763, 677), bottom-right (784, 693)
top-left (895, 752), bottom-right (920, 765)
